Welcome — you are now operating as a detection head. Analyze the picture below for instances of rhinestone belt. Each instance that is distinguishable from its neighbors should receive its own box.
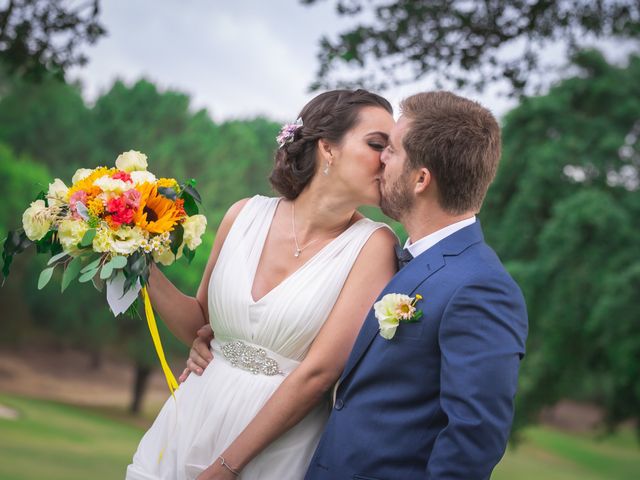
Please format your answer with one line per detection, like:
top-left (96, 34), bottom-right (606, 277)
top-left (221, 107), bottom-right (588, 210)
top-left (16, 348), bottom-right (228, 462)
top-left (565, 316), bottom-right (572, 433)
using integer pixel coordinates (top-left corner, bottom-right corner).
top-left (221, 341), bottom-right (283, 376)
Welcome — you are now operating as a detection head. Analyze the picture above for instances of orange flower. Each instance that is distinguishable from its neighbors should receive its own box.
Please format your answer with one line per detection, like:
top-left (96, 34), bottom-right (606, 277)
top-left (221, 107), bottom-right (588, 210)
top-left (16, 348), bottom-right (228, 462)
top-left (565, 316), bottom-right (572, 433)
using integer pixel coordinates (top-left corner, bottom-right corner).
top-left (133, 182), bottom-right (184, 234)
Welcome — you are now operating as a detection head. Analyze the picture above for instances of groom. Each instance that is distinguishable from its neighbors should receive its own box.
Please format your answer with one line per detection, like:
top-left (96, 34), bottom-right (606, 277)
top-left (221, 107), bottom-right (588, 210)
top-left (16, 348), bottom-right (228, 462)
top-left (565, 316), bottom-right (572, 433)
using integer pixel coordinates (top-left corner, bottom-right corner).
top-left (186, 91), bottom-right (528, 479)
top-left (304, 91), bottom-right (527, 479)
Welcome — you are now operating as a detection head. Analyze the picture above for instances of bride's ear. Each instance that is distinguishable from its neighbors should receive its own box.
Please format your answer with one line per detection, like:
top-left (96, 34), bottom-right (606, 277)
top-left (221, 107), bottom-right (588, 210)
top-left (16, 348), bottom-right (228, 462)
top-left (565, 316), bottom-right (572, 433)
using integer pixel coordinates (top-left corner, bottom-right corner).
top-left (317, 139), bottom-right (334, 162)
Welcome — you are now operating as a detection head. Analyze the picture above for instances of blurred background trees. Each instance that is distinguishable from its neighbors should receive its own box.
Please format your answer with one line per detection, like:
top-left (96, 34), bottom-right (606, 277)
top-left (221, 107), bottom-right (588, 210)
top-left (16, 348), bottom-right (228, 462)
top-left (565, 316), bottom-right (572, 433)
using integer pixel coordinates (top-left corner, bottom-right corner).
top-left (0, 0), bottom-right (638, 434)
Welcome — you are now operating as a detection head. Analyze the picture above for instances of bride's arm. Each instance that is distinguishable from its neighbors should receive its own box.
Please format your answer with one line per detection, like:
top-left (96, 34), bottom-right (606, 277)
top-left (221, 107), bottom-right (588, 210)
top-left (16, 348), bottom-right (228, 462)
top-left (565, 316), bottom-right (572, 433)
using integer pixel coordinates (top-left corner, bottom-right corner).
top-left (200, 226), bottom-right (398, 478)
top-left (146, 198), bottom-right (249, 345)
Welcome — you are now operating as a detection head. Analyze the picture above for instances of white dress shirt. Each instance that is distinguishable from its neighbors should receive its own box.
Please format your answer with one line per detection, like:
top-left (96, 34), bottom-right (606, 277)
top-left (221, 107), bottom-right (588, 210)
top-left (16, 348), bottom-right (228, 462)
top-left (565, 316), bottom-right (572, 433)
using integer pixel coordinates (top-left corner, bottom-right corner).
top-left (404, 216), bottom-right (476, 258)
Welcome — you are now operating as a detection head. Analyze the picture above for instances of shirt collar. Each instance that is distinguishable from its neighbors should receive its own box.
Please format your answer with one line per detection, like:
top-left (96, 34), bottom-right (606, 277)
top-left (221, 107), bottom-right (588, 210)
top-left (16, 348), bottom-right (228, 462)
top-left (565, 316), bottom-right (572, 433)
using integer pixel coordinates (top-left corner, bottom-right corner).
top-left (404, 216), bottom-right (476, 258)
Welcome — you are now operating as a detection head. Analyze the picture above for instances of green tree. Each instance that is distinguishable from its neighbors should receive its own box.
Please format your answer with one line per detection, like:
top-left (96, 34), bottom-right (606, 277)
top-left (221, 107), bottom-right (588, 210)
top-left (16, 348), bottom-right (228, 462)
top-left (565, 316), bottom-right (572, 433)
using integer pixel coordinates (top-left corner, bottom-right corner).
top-left (481, 50), bottom-right (640, 432)
top-left (0, 0), bottom-right (105, 79)
top-left (303, 0), bottom-right (640, 94)
top-left (0, 74), bottom-right (96, 177)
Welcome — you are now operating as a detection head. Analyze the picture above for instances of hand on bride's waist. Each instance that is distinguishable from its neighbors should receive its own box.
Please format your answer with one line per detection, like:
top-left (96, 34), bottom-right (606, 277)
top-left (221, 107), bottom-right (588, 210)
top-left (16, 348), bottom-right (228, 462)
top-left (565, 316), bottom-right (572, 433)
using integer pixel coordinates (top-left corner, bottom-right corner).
top-left (178, 324), bottom-right (214, 383)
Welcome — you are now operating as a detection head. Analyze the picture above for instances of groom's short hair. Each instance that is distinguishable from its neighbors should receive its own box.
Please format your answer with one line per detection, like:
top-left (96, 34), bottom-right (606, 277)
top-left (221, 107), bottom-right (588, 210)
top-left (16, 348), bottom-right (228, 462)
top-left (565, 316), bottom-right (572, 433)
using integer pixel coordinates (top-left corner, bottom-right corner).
top-left (400, 91), bottom-right (501, 214)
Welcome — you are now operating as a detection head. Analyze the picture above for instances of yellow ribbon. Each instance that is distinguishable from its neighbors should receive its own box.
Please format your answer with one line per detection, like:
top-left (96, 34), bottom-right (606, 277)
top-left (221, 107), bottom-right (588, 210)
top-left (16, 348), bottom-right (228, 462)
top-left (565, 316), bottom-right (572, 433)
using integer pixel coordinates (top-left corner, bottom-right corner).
top-left (141, 286), bottom-right (179, 395)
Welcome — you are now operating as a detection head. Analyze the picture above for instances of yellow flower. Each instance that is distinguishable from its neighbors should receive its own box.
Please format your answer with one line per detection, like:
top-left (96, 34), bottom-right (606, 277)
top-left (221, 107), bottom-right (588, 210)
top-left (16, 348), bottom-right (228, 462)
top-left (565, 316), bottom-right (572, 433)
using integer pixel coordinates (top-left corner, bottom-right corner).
top-left (156, 178), bottom-right (178, 190)
top-left (133, 182), bottom-right (184, 234)
top-left (87, 197), bottom-right (105, 217)
top-left (57, 218), bottom-right (89, 256)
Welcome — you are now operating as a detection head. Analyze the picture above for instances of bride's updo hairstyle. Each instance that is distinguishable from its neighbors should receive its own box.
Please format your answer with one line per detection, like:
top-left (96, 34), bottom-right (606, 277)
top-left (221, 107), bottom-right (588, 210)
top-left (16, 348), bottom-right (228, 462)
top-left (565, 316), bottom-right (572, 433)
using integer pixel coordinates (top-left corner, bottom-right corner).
top-left (270, 89), bottom-right (392, 199)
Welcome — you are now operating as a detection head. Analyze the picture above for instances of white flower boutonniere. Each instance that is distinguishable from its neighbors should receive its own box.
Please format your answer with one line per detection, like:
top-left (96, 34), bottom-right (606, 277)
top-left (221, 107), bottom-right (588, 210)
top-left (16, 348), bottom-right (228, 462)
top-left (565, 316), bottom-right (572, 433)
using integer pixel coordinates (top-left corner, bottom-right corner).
top-left (374, 293), bottom-right (423, 340)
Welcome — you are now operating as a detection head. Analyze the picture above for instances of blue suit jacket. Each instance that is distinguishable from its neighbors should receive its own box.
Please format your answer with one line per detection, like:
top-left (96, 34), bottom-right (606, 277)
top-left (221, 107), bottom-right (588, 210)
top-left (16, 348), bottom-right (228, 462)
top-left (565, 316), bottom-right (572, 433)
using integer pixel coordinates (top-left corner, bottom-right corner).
top-left (305, 221), bottom-right (528, 480)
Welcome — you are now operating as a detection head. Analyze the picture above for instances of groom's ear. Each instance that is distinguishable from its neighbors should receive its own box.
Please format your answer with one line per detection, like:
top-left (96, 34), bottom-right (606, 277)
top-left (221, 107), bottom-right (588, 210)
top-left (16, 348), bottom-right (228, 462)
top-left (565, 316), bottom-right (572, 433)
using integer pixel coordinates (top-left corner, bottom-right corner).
top-left (414, 167), bottom-right (431, 194)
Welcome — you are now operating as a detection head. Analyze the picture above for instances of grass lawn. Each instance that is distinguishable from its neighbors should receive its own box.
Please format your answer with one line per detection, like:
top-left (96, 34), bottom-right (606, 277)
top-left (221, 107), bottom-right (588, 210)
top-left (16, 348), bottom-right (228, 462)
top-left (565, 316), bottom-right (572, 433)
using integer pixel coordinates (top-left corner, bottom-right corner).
top-left (1, 393), bottom-right (638, 479)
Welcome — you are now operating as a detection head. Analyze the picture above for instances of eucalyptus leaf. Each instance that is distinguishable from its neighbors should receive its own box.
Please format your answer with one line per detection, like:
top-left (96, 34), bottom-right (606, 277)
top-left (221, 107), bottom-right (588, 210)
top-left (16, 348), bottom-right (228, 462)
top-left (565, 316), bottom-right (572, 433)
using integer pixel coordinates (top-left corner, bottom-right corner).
top-left (38, 266), bottom-right (55, 290)
top-left (48, 251), bottom-right (69, 266)
top-left (100, 261), bottom-right (114, 280)
top-left (110, 256), bottom-right (127, 269)
top-left (79, 228), bottom-right (97, 248)
top-left (78, 267), bottom-right (99, 283)
top-left (76, 202), bottom-right (89, 221)
top-left (61, 256), bottom-right (83, 292)
top-left (80, 257), bottom-right (102, 273)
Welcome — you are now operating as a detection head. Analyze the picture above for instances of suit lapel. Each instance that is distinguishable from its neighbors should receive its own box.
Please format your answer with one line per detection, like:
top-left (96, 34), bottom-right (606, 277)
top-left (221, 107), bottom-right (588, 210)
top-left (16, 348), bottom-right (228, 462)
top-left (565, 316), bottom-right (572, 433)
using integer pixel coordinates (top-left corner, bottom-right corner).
top-left (339, 245), bottom-right (445, 382)
top-left (339, 221), bottom-right (485, 383)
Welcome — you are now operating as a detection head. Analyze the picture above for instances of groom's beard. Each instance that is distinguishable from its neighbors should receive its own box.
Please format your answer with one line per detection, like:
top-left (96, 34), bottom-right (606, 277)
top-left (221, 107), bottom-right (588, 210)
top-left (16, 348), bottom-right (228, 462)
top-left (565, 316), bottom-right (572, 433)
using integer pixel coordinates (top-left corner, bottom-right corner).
top-left (379, 173), bottom-right (413, 221)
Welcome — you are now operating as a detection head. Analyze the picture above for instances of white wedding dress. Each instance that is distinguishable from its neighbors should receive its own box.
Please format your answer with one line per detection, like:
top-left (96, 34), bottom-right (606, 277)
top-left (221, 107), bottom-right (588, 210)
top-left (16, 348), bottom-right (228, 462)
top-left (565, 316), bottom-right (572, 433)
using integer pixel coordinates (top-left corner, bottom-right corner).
top-left (126, 195), bottom-right (386, 480)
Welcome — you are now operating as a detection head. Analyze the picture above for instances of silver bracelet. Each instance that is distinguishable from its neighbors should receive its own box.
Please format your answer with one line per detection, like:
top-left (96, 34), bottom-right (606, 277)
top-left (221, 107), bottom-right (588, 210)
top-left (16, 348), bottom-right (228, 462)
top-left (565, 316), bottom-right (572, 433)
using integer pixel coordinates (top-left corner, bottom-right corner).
top-left (218, 456), bottom-right (240, 477)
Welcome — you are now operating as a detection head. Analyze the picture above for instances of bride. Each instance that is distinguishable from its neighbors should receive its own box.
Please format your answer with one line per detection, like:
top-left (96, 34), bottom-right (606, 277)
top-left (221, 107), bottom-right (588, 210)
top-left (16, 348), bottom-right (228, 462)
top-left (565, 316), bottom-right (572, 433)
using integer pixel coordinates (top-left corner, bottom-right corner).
top-left (126, 89), bottom-right (397, 480)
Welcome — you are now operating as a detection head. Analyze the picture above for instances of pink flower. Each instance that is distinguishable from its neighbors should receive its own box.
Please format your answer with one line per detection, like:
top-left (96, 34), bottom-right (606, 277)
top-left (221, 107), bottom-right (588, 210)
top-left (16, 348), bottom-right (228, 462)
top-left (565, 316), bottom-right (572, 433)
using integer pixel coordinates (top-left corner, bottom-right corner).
top-left (112, 170), bottom-right (133, 183)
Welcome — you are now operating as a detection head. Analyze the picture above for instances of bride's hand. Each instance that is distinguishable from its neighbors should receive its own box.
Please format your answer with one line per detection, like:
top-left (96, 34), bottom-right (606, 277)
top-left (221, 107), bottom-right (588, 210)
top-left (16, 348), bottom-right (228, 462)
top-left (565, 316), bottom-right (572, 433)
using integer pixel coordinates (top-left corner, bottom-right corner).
top-left (178, 324), bottom-right (215, 382)
top-left (195, 459), bottom-right (238, 480)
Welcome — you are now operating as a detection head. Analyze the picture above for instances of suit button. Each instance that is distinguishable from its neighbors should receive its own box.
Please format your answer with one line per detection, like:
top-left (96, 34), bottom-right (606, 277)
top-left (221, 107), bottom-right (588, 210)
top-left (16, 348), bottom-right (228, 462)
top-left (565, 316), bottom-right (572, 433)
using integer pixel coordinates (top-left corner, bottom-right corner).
top-left (334, 399), bottom-right (344, 410)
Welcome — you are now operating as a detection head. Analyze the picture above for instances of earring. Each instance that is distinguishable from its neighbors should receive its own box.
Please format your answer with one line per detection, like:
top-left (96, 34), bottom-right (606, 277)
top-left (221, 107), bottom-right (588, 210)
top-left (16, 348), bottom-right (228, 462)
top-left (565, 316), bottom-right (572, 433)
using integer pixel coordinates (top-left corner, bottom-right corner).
top-left (323, 161), bottom-right (330, 175)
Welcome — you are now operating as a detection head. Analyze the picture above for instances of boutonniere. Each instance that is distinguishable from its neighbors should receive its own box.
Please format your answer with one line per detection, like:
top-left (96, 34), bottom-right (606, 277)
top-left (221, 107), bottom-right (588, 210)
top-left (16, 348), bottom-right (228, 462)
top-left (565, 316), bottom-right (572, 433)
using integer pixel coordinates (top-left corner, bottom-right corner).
top-left (374, 293), bottom-right (423, 340)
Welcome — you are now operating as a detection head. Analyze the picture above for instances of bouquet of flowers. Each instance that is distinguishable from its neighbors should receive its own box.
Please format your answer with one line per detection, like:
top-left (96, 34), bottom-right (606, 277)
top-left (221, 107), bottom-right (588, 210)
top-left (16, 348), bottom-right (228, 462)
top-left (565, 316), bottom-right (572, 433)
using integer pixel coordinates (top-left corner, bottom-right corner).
top-left (1, 150), bottom-right (206, 393)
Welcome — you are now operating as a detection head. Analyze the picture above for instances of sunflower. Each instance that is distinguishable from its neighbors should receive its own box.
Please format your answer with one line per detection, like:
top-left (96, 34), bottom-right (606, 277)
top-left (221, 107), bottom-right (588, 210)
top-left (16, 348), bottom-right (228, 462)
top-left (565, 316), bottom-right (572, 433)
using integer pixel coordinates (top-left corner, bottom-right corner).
top-left (133, 182), bottom-right (185, 234)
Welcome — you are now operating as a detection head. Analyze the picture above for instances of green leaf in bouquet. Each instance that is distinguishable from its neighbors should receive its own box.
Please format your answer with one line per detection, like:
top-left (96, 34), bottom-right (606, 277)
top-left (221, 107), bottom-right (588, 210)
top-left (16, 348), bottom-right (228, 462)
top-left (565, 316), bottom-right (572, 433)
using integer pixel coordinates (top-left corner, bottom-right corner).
top-left (100, 260), bottom-right (115, 280)
top-left (110, 256), bottom-right (127, 269)
top-left (35, 190), bottom-right (47, 206)
top-left (61, 256), bottom-right (83, 292)
top-left (80, 256), bottom-right (102, 273)
top-left (182, 193), bottom-right (198, 216)
top-left (158, 187), bottom-right (178, 201)
top-left (183, 246), bottom-right (195, 264)
top-left (38, 266), bottom-right (55, 290)
top-left (2, 230), bottom-right (33, 281)
top-left (78, 267), bottom-right (99, 283)
top-left (183, 184), bottom-right (202, 204)
top-left (91, 274), bottom-right (105, 292)
top-left (169, 224), bottom-right (184, 256)
top-left (35, 230), bottom-right (54, 254)
top-left (79, 228), bottom-right (97, 248)
top-left (47, 251), bottom-right (69, 266)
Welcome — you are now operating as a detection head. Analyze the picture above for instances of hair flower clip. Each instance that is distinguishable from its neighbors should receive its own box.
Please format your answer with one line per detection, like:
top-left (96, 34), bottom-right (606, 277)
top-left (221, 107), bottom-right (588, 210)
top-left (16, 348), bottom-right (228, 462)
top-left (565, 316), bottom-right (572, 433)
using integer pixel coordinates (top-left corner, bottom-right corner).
top-left (276, 117), bottom-right (303, 148)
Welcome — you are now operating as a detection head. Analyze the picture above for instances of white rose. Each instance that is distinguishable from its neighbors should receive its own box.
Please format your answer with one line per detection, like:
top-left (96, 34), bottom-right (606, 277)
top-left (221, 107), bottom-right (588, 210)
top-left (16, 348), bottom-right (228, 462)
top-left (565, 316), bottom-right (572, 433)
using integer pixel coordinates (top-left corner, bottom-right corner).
top-left (182, 214), bottom-right (207, 250)
top-left (94, 175), bottom-right (135, 193)
top-left (129, 170), bottom-right (157, 185)
top-left (47, 178), bottom-right (68, 207)
top-left (115, 150), bottom-right (148, 172)
top-left (58, 218), bottom-right (89, 256)
top-left (22, 200), bottom-right (52, 241)
top-left (72, 168), bottom-right (93, 184)
top-left (152, 244), bottom-right (183, 266)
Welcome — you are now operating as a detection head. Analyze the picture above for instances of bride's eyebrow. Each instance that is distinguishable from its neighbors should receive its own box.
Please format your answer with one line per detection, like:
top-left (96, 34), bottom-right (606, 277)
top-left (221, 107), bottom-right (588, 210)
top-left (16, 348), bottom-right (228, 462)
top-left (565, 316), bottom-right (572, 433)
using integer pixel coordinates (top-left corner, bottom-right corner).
top-left (365, 131), bottom-right (389, 141)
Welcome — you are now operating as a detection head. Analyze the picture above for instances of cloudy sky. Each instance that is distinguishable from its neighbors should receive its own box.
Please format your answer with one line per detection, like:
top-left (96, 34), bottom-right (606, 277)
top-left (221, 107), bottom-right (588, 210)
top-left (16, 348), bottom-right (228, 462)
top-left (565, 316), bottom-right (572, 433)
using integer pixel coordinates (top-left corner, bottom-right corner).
top-left (67, 1), bottom-right (630, 124)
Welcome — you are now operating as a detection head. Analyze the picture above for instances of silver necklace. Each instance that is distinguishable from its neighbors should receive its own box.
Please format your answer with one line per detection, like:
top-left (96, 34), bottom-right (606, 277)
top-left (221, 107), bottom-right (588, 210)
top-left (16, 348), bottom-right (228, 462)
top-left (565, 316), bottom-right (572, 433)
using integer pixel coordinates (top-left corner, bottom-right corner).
top-left (292, 202), bottom-right (321, 258)
top-left (291, 203), bottom-right (352, 258)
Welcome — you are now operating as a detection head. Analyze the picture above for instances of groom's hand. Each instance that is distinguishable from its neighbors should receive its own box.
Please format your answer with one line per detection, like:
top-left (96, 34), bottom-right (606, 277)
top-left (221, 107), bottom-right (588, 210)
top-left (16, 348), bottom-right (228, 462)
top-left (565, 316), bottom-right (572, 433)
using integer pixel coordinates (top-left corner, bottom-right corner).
top-left (178, 324), bottom-right (214, 382)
